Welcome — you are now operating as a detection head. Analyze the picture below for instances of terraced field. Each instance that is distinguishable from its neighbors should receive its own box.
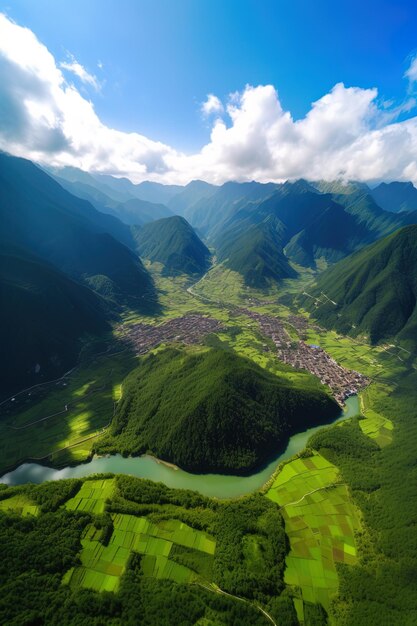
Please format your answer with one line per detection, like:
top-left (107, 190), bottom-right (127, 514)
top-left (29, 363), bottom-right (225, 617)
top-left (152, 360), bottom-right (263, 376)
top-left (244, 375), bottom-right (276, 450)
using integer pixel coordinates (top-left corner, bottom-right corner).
top-left (266, 452), bottom-right (361, 622)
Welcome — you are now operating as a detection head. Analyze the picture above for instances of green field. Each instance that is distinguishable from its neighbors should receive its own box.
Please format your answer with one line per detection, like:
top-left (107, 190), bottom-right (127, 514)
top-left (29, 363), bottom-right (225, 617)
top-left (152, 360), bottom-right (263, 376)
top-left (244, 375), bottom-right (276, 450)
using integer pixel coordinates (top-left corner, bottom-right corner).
top-left (0, 350), bottom-right (138, 473)
top-left (54, 476), bottom-right (214, 593)
top-left (65, 478), bottom-right (116, 514)
top-left (266, 451), bottom-right (361, 621)
top-left (0, 473), bottom-right (291, 625)
top-left (0, 492), bottom-right (39, 516)
top-left (63, 510), bottom-right (215, 593)
top-left (358, 385), bottom-right (393, 447)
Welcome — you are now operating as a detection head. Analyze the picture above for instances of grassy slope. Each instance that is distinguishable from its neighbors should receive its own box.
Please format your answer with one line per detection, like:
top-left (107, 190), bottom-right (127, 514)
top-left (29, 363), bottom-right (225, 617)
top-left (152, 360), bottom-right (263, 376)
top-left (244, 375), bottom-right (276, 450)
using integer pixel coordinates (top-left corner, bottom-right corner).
top-left (95, 346), bottom-right (339, 474)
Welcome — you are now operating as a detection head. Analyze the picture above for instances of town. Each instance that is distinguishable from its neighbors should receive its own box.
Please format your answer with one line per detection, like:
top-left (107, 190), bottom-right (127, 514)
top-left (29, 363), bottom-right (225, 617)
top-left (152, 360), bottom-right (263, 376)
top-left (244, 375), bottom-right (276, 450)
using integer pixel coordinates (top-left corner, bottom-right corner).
top-left (118, 314), bottom-right (224, 355)
top-left (239, 308), bottom-right (369, 405)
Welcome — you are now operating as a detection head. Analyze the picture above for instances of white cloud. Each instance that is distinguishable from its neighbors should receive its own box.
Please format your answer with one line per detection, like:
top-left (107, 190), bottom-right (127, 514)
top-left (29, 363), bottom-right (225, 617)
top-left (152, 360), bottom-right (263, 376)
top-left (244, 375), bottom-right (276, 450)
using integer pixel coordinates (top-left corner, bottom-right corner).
top-left (405, 54), bottom-right (417, 85)
top-left (60, 54), bottom-right (101, 91)
top-left (201, 93), bottom-right (224, 116)
top-left (1, 13), bottom-right (417, 186)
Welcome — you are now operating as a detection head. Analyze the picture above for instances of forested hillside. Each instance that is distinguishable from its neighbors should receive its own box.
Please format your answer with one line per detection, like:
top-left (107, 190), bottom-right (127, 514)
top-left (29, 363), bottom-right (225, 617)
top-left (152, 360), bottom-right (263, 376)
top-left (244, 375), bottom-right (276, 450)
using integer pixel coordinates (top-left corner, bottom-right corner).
top-left (133, 216), bottom-right (210, 275)
top-left (302, 225), bottom-right (417, 350)
top-left (0, 153), bottom-right (158, 309)
top-left (95, 347), bottom-right (339, 473)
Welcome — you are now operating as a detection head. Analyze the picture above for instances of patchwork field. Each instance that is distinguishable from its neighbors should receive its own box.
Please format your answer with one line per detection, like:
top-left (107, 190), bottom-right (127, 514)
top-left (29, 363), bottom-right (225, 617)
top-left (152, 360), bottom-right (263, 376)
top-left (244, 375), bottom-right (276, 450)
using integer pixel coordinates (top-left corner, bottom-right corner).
top-left (266, 451), bottom-right (361, 622)
top-left (64, 478), bottom-right (116, 514)
top-left (61, 477), bottom-right (216, 593)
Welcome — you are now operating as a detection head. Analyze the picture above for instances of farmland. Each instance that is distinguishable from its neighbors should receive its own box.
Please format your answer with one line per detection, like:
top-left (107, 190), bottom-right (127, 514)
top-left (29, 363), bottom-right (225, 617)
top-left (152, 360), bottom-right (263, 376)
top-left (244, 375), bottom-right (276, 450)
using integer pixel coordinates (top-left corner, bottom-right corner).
top-left (0, 474), bottom-right (292, 625)
top-left (1, 262), bottom-right (415, 624)
top-left (62, 477), bottom-right (216, 593)
top-left (266, 452), bottom-right (360, 622)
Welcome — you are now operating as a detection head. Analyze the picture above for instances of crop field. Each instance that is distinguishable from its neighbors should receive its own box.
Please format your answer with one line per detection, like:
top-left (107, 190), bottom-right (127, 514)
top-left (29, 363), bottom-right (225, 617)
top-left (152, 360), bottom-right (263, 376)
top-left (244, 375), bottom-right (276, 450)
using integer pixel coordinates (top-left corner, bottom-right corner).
top-left (266, 451), bottom-right (361, 622)
top-left (358, 385), bottom-right (393, 447)
top-left (0, 492), bottom-right (39, 516)
top-left (64, 506), bottom-right (216, 593)
top-left (121, 262), bottom-right (230, 327)
top-left (64, 478), bottom-right (116, 514)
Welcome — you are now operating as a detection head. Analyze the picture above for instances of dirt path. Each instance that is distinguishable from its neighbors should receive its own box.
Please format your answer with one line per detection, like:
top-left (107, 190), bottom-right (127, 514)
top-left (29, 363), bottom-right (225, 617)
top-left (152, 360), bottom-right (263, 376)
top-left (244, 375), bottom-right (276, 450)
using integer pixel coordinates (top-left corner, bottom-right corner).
top-left (195, 581), bottom-right (277, 626)
top-left (278, 482), bottom-right (343, 510)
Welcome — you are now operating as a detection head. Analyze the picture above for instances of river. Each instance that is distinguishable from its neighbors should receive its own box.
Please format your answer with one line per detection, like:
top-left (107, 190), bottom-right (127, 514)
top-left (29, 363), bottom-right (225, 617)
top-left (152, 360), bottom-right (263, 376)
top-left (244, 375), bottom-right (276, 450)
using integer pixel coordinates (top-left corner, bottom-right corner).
top-left (0, 395), bottom-right (359, 498)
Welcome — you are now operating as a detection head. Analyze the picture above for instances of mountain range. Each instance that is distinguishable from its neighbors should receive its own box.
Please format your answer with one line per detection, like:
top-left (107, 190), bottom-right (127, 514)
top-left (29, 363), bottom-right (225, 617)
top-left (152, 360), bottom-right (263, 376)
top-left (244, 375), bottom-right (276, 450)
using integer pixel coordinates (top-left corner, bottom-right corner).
top-left (3, 152), bottom-right (417, 397)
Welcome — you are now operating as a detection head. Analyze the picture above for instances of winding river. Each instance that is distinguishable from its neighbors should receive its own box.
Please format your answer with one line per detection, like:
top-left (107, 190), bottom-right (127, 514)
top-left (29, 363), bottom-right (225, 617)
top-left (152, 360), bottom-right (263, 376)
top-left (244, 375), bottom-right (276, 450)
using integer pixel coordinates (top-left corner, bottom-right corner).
top-left (0, 395), bottom-right (359, 498)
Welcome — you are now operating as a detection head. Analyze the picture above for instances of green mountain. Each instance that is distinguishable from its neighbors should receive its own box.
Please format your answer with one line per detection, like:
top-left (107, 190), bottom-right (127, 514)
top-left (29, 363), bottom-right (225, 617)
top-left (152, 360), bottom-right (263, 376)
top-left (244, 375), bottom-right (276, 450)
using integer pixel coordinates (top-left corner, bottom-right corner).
top-left (184, 181), bottom-right (279, 235)
top-left (302, 225), bottom-right (417, 350)
top-left (1, 153), bottom-right (157, 309)
top-left (369, 181), bottom-right (417, 213)
top-left (217, 219), bottom-right (296, 287)
top-left (133, 216), bottom-right (210, 275)
top-left (210, 183), bottom-right (417, 277)
top-left (0, 247), bottom-right (108, 397)
top-left (95, 347), bottom-right (340, 473)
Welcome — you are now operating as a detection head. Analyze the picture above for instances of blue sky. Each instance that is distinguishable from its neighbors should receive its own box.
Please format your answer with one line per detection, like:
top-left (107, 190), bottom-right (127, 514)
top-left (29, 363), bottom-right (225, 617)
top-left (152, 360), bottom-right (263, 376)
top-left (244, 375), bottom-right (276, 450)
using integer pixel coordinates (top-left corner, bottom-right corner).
top-left (1, 1), bottom-right (417, 184)
top-left (2, 0), bottom-right (417, 151)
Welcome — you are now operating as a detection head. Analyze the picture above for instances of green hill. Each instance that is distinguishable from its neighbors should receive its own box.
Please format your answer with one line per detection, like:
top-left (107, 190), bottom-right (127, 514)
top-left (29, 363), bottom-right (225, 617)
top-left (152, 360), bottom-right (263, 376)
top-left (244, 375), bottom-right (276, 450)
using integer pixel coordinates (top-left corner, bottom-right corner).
top-left (0, 153), bottom-right (157, 310)
top-left (133, 216), bottom-right (210, 275)
top-left (95, 347), bottom-right (340, 473)
top-left (303, 225), bottom-right (417, 350)
top-left (0, 248), bottom-right (108, 397)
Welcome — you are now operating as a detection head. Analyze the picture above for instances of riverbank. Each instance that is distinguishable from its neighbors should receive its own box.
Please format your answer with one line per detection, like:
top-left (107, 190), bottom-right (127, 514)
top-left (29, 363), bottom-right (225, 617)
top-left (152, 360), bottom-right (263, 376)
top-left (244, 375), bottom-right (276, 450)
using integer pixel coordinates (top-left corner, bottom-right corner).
top-left (0, 395), bottom-right (360, 499)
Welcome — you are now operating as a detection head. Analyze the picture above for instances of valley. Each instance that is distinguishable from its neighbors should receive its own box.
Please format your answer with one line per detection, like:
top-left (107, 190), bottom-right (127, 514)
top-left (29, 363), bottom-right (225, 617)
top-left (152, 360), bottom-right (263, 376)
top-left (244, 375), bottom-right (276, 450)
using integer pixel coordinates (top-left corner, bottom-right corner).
top-left (1, 156), bottom-right (417, 626)
top-left (1, 257), bottom-right (414, 624)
